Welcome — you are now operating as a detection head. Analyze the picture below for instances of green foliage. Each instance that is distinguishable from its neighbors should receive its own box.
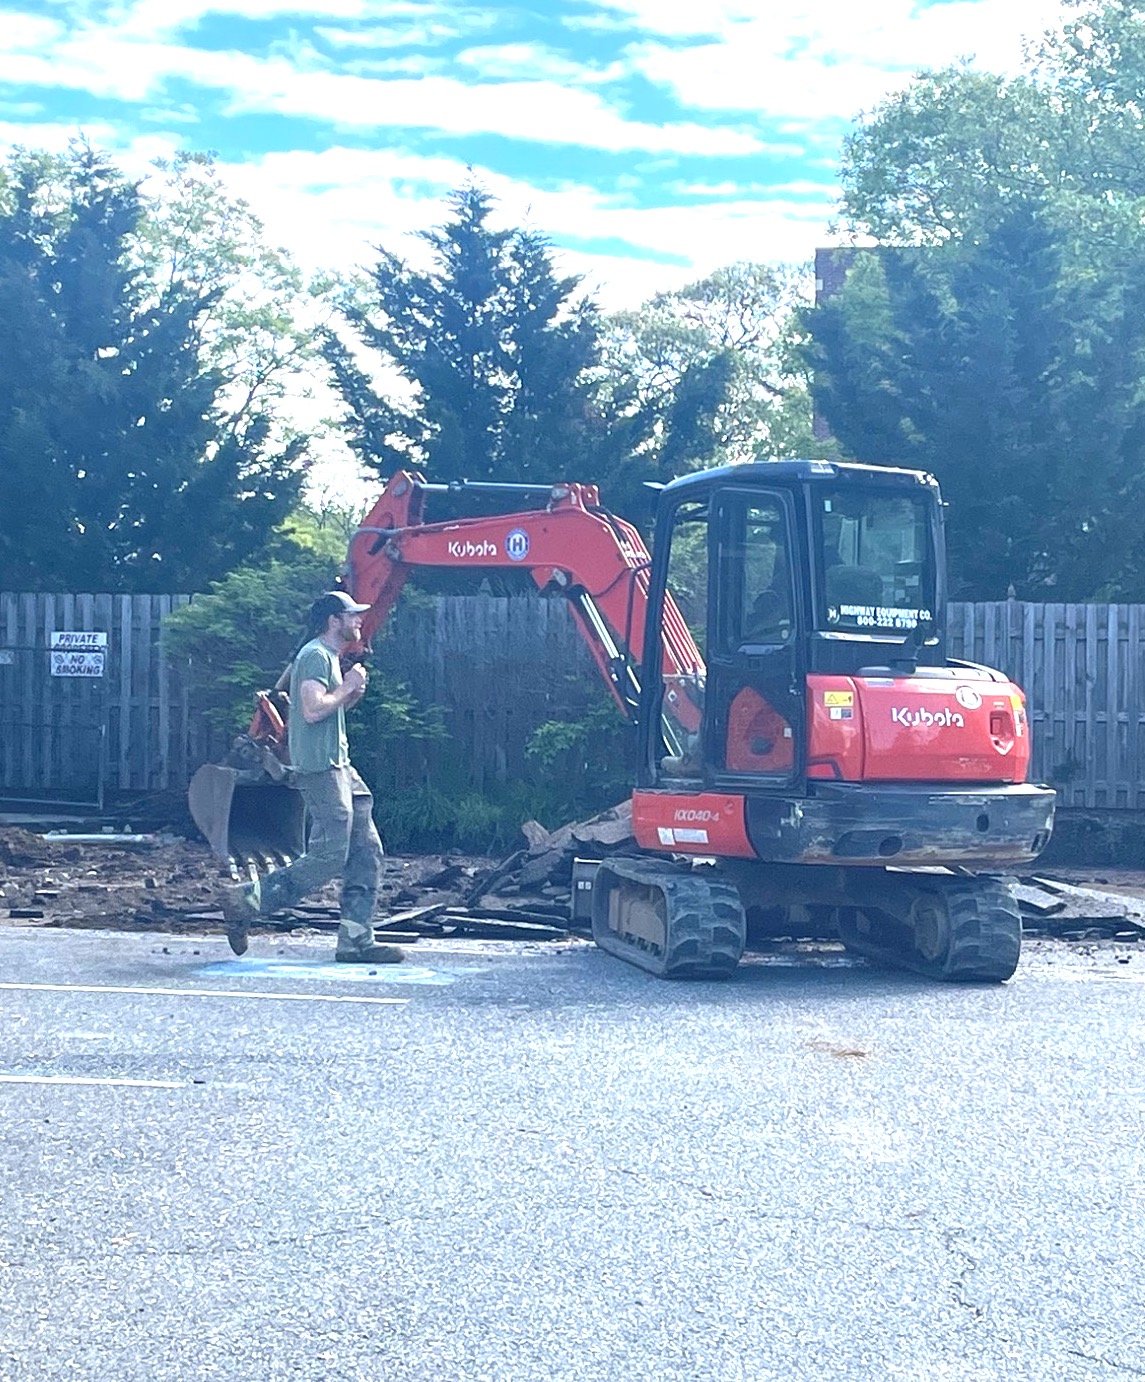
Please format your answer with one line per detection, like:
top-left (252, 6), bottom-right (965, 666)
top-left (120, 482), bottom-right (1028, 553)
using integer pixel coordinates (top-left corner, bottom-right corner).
top-left (526, 700), bottom-right (632, 807)
top-left (0, 143), bottom-right (309, 593)
top-left (596, 261), bottom-right (820, 518)
top-left (271, 502), bottom-right (362, 563)
top-left (840, 70), bottom-right (1062, 245)
top-left (164, 545), bottom-right (338, 735)
top-left (810, 0), bottom-right (1145, 599)
top-left (323, 183), bottom-right (604, 489)
top-left (377, 781), bottom-right (533, 855)
top-left (374, 711), bottom-right (632, 853)
top-left (356, 650), bottom-right (632, 853)
top-left (346, 670), bottom-right (447, 801)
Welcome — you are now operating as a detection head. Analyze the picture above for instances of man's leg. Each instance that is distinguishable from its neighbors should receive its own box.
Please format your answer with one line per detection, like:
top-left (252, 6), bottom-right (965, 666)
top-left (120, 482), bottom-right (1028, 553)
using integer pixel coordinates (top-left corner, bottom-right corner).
top-left (222, 769), bottom-right (352, 955)
top-left (334, 769), bottom-right (402, 962)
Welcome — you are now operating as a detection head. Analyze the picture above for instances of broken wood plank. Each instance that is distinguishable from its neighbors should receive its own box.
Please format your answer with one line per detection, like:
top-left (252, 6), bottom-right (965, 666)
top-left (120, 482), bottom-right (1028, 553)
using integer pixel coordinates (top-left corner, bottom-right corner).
top-left (444, 904), bottom-right (569, 927)
top-left (378, 903), bottom-right (448, 927)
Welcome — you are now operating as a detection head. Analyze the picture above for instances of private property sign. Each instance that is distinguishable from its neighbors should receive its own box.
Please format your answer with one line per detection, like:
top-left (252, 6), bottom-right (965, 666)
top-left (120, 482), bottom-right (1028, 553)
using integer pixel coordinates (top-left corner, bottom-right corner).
top-left (50, 631), bottom-right (107, 677)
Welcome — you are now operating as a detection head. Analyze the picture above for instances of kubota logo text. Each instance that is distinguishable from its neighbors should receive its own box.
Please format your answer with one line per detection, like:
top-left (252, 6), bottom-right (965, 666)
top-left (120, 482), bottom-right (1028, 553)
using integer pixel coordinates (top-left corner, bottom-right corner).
top-left (447, 540), bottom-right (497, 559)
top-left (891, 706), bottom-right (965, 728)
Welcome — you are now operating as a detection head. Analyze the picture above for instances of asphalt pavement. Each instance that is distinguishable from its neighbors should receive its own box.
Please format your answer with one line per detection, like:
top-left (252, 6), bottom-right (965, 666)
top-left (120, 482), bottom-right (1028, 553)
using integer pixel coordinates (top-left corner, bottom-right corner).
top-left (1, 926), bottom-right (1143, 1381)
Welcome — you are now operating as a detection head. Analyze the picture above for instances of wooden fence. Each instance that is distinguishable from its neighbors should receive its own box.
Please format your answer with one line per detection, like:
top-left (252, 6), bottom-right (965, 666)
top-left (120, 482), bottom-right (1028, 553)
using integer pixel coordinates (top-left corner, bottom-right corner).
top-left (371, 595), bottom-right (605, 795)
top-left (947, 602), bottom-right (1145, 810)
top-left (2, 592), bottom-right (1144, 810)
top-left (0, 593), bottom-right (195, 802)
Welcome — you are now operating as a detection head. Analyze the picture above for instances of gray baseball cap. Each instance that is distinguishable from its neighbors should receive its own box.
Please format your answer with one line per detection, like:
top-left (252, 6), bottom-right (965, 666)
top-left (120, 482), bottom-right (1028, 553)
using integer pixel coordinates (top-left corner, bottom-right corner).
top-left (309, 590), bottom-right (370, 625)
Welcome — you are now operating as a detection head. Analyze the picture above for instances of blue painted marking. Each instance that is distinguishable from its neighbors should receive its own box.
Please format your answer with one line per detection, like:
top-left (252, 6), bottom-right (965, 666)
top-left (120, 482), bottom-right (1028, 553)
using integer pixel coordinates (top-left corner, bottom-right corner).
top-left (197, 958), bottom-right (458, 986)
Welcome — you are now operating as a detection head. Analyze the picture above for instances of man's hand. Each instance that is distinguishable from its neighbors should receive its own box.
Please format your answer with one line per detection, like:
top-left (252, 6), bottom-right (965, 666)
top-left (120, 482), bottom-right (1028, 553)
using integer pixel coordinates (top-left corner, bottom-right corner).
top-left (299, 663), bottom-right (369, 723)
top-left (343, 662), bottom-right (368, 706)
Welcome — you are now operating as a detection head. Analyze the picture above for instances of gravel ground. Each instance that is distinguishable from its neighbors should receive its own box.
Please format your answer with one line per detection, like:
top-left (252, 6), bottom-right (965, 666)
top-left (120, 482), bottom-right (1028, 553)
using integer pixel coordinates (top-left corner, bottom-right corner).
top-left (0, 827), bottom-right (489, 938)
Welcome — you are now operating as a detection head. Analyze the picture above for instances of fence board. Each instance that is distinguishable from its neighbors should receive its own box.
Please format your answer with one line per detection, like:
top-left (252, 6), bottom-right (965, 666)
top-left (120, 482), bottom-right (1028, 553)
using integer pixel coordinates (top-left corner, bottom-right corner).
top-left (4, 591), bottom-right (1145, 809)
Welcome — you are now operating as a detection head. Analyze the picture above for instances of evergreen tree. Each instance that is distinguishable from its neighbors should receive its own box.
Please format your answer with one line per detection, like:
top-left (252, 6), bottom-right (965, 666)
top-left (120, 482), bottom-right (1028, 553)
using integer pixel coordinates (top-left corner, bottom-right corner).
top-left (324, 185), bottom-right (602, 488)
top-left (0, 145), bottom-right (306, 593)
top-left (808, 0), bottom-right (1145, 599)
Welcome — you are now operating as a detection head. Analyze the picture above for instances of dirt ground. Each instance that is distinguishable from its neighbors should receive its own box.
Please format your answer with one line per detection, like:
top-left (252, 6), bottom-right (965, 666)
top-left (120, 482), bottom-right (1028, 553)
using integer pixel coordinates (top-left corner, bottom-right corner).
top-left (3, 823), bottom-right (1145, 952)
top-left (0, 826), bottom-right (492, 939)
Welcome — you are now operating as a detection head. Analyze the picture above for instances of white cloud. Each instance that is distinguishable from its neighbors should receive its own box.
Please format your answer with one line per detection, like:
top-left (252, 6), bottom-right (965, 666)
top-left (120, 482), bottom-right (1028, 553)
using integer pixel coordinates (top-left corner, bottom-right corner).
top-left (5, 12), bottom-right (66, 46)
top-left (588, 0), bottom-right (1062, 53)
top-left (107, 0), bottom-right (369, 40)
top-left (209, 143), bottom-right (837, 306)
top-left (219, 64), bottom-right (761, 154)
top-left (454, 42), bottom-right (623, 86)
top-left (0, 117), bottom-right (119, 151)
top-left (576, 0), bottom-right (758, 40)
top-left (0, 29), bottom-right (762, 155)
top-left (314, 7), bottom-right (499, 49)
top-left (624, 0), bottom-right (1069, 120)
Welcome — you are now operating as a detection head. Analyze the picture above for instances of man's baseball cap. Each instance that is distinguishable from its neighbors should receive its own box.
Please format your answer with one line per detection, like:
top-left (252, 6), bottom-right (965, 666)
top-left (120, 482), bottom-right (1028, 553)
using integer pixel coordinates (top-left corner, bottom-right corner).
top-left (309, 590), bottom-right (371, 624)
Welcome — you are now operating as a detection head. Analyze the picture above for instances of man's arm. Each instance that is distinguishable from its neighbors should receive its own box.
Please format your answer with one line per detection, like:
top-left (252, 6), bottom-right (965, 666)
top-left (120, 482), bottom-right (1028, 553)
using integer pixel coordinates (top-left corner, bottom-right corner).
top-left (299, 663), bottom-right (368, 723)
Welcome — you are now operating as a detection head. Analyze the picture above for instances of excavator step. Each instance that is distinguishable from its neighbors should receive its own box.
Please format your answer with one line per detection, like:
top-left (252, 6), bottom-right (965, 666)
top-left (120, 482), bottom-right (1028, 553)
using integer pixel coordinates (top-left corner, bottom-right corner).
top-left (838, 874), bottom-right (1022, 982)
top-left (590, 856), bottom-right (746, 980)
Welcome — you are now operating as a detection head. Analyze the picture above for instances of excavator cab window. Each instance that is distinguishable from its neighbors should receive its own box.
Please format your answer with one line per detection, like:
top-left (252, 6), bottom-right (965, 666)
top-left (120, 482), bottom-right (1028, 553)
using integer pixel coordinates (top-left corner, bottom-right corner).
top-left (656, 499), bottom-right (709, 779)
top-left (706, 490), bottom-right (801, 783)
top-left (728, 504), bottom-right (794, 649)
top-left (815, 489), bottom-right (936, 634)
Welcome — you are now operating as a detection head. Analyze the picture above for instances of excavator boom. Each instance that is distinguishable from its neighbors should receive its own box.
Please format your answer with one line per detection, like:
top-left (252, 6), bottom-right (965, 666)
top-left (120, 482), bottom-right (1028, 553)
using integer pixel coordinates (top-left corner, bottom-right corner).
top-left (189, 470), bottom-right (705, 861)
top-left (347, 471), bottom-right (703, 735)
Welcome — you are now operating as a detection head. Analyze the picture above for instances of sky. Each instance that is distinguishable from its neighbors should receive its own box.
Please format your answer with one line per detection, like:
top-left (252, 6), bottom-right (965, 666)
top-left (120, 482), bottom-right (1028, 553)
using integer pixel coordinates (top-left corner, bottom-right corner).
top-left (0, 0), bottom-right (1071, 498)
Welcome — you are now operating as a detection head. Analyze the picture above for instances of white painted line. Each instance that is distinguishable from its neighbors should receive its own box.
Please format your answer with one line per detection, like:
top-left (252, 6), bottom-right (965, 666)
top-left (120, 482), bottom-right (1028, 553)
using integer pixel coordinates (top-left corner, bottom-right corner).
top-left (0, 982), bottom-right (409, 1007)
top-left (0, 1074), bottom-right (184, 1090)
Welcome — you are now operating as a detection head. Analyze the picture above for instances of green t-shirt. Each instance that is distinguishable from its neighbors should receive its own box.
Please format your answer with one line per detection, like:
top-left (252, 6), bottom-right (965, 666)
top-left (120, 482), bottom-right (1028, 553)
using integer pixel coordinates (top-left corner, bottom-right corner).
top-left (288, 639), bottom-right (350, 774)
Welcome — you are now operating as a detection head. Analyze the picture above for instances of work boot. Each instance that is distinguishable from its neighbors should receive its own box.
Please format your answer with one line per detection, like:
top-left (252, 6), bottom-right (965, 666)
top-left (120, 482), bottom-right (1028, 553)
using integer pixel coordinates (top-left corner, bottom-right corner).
top-left (335, 942), bottom-right (406, 965)
top-left (334, 916), bottom-right (404, 964)
top-left (220, 878), bottom-right (261, 956)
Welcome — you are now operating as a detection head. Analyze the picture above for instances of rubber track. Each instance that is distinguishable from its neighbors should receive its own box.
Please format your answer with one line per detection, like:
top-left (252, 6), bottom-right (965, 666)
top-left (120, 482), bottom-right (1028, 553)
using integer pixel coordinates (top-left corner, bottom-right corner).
top-left (591, 856), bottom-right (746, 980)
top-left (844, 874), bottom-right (1022, 982)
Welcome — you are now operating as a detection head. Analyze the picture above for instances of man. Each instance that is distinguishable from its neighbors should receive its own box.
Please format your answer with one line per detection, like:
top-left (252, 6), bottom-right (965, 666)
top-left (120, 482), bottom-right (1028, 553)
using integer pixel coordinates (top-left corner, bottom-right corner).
top-left (221, 591), bottom-right (403, 964)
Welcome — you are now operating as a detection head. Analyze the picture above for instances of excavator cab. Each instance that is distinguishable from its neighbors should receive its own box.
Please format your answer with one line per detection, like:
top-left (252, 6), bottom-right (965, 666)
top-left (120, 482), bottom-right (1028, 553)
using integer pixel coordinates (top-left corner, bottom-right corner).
top-left (640, 461), bottom-right (945, 794)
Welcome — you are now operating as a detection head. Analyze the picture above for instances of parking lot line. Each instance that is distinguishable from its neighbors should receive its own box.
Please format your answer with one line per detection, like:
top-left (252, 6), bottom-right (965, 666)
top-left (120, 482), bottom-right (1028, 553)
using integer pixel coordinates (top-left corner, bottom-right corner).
top-left (0, 1074), bottom-right (185, 1090)
top-left (0, 982), bottom-right (409, 1006)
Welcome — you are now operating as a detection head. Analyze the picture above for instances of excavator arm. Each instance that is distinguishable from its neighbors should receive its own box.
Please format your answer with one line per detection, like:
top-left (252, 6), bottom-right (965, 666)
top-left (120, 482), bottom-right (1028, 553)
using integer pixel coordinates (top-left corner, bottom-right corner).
top-left (192, 469), bottom-right (702, 862)
top-left (344, 471), bottom-right (703, 740)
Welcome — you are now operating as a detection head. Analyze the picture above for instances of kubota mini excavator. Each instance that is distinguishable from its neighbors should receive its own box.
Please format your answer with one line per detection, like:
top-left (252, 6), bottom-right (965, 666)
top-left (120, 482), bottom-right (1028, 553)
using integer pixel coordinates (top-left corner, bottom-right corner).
top-left (189, 461), bottom-right (1056, 982)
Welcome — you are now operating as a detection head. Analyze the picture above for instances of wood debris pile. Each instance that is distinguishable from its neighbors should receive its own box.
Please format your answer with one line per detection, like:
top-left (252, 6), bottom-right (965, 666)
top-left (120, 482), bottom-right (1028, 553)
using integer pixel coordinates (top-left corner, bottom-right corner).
top-left (3, 811), bottom-right (1145, 947)
top-left (1014, 876), bottom-right (1145, 941)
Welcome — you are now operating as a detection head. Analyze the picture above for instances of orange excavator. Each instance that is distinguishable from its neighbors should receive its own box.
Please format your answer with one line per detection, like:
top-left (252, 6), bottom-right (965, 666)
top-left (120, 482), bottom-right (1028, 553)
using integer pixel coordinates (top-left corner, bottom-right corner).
top-left (189, 461), bottom-right (1055, 982)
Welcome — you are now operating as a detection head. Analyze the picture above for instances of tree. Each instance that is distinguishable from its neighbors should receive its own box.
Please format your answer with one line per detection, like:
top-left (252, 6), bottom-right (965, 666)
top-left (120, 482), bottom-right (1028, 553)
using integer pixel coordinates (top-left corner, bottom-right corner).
top-left (811, 210), bottom-right (1145, 598)
top-left (600, 263), bottom-right (816, 460)
top-left (809, 0), bottom-right (1145, 598)
top-left (0, 144), bottom-right (308, 593)
top-left (323, 184), bottom-right (603, 489)
top-left (839, 70), bottom-right (1065, 245)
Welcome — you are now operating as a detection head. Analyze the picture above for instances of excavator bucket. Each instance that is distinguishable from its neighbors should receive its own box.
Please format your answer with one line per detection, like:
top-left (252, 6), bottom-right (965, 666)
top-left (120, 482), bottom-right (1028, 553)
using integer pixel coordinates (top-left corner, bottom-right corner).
top-left (188, 763), bottom-right (307, 863)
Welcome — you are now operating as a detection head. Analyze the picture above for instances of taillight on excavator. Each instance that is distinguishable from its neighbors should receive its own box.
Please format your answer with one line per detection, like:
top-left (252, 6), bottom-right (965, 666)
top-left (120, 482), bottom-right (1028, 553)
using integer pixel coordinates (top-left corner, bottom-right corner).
top-left (989, 707), bottom-right (1015, 754)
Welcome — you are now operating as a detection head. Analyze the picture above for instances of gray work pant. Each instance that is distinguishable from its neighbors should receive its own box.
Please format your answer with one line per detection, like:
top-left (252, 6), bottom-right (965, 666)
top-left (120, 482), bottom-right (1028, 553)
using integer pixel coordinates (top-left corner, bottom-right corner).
top-left (259, 766), bottom-right (384, 951)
